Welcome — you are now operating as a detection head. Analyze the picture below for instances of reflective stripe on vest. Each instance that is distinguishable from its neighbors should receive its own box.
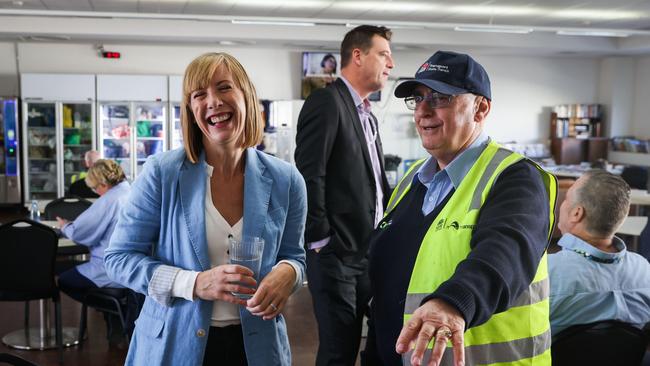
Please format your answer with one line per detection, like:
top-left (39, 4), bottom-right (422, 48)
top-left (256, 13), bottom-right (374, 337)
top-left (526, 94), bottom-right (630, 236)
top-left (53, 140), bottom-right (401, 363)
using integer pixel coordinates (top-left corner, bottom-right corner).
top-left (401, 331), bottom-right (551, 366)
top-left (390, 141), bottom-right (557, 366)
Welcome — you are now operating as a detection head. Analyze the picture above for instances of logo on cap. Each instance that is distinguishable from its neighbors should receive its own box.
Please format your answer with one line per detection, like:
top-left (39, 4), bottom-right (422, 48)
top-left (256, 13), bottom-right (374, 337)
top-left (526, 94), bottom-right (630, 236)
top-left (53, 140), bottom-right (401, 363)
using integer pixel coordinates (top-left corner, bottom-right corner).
top-left (417, 63), bottom-right (450, 74)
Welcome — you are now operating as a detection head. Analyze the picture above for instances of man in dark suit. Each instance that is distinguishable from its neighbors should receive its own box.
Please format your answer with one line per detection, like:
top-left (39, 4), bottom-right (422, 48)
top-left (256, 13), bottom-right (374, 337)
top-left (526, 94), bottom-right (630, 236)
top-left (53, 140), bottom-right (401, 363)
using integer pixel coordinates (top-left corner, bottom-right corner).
top-left (295, 25), bottom-right (394, 365)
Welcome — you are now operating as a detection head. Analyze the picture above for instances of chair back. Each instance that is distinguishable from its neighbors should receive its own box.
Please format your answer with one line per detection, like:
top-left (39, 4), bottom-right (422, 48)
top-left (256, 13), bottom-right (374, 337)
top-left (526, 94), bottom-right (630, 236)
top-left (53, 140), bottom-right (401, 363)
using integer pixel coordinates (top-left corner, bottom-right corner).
top-left (551, 320), bottom-right (647, 366)
top-left (0, 220), bottom-right (59, 301)
top-left (44, 197), bottom-right (92, 221)
top-left (621, 166), bottom-right (649, 190)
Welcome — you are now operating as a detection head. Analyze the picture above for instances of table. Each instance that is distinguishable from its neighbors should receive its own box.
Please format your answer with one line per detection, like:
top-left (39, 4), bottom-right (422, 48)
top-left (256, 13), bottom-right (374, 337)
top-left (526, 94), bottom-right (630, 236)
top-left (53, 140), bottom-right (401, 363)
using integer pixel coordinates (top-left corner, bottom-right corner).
top-left (1, 237), bottom-right (87, 350)
top-left (630, 189), bottom-right (650, 206)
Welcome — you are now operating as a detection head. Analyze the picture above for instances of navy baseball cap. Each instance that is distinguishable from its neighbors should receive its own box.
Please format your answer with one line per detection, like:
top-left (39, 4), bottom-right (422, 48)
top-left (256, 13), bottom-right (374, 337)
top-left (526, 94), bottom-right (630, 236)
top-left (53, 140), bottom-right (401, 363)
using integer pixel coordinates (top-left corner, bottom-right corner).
top-left (395, 51), bottom-right (491, 100)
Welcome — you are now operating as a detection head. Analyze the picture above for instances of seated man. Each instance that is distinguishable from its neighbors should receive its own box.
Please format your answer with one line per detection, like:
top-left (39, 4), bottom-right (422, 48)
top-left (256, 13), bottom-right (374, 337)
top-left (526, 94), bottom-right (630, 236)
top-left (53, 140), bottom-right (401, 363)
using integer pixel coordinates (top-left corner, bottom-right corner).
top-left (549, 169), bottom-right (650, 336)
top-left (68, 150), bottom-right (100, 198)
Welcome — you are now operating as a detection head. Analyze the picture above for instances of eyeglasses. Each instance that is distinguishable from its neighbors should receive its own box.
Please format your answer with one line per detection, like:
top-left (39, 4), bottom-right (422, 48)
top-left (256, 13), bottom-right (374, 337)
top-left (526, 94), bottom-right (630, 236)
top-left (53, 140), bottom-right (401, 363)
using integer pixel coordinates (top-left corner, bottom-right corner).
top-left (404, 92), bottom-right (455, 110)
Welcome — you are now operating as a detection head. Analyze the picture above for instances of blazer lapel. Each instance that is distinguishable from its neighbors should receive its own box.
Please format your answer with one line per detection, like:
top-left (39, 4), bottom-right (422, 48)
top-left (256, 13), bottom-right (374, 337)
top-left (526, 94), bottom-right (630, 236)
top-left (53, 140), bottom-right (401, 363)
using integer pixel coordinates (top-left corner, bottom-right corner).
top-left (334, 79), bottom-right (375, 179)
top-left (179, 153), bottom-right (211, 271)
top-left (243, 148), bottom-right (273, 239)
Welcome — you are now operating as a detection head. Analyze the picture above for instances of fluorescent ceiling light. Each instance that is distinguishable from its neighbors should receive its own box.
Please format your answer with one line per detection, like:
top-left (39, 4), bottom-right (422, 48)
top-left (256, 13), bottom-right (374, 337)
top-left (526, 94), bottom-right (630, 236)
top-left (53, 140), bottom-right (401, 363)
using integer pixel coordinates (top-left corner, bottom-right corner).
top-left (556, 30), bottom-right (629, 37)
top-left (551, 9), bottom-right (643, 20)
top-left (450, 5), bottom-right (540, 16)
top-left (454, 26), bottom-right (533, 34)
top-left (231, 19), bottom-right (315, 26)
top-left (236, 0), bottom-right (330, 9)
top-left (345, 23), bottom-right (425, 30)
top-left (333, 1), bottom-right (439, 12)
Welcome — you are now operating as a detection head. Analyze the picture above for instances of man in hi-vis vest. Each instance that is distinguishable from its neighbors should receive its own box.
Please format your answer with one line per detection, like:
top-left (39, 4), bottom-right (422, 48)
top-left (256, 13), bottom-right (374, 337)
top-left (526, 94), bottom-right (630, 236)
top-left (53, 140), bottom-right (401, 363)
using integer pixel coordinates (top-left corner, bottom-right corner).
top-left (361, 51), bottom-right (557, 366)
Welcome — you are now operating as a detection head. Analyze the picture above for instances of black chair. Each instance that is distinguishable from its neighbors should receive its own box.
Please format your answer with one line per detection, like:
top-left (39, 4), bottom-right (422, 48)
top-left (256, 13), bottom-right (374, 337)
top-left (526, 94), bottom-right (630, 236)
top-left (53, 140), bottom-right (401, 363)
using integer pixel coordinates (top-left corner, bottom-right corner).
top-left (0, 353), bottom-right (40, 366)
top-left (43, 196), bottom-right (93, 221)
top-left (0, 220), bottom-right (63, 364)
top-left (552, 320), bottom-right (647, 366)
top-left (78, 288), bottom-right (144, 345)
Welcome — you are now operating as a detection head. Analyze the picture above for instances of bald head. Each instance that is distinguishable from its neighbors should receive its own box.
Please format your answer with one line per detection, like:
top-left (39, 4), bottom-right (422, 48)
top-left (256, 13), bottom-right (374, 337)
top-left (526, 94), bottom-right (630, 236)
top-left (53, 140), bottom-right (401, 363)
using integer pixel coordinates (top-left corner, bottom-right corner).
top-left (85, 150), bottom-right (100, 168)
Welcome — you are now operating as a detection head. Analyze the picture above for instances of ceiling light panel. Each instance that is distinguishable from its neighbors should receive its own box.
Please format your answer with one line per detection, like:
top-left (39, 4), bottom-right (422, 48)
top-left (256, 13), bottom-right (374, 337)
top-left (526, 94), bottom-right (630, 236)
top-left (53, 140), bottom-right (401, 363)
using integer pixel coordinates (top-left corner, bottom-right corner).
top-left (449, 5), bottom-right (541, 16)
top-left (550, 8), bottom-right (645, 20)
top-left (331, 1), bottom-right (440, 13)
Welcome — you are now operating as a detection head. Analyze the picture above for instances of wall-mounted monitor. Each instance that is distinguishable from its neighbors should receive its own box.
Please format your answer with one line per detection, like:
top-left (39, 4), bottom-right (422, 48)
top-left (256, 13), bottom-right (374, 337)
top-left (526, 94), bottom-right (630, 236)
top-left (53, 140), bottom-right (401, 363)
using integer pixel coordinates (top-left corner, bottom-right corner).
top-left (301, 52), bottom-right (341, 99)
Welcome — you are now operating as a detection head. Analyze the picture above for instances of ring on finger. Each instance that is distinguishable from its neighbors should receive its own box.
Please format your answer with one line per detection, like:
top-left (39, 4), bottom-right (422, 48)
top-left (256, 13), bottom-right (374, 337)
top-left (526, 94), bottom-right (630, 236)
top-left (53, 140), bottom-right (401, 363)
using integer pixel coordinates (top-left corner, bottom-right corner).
top-left (270, 303), bottom-right (278, 311)
top-left (436, 326), bottom-right (453, 339)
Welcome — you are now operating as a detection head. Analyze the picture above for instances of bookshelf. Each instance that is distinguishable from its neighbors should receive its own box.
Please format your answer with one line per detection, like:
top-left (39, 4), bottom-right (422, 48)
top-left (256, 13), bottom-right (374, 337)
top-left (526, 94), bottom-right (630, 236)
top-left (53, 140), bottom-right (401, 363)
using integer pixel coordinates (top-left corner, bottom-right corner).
top-left (550, 104), bottom-right (606, 164)
top-left (609, 137), bottom-right (650, 167)
top-left (550, 104), bottom-right (603, 139)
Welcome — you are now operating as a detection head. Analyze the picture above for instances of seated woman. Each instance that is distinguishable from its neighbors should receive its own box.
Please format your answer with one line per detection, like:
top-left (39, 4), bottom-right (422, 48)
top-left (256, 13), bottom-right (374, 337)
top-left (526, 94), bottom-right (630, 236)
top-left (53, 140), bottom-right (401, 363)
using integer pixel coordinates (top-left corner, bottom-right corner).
top-left (56, 159), bottom-right (130, 300)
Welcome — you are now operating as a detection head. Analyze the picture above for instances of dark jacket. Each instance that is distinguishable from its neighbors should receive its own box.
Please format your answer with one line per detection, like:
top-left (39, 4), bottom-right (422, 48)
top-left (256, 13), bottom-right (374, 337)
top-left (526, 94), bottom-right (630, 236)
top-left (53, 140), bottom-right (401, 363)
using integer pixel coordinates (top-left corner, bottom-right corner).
top-left (295, 78), bottom-right (389, 261)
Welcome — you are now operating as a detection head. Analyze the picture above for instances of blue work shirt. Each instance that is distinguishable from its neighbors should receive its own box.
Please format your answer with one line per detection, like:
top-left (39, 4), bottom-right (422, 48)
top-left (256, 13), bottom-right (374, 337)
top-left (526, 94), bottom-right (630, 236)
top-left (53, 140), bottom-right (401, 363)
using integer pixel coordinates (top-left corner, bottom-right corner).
top-left (549, 233), bottom-right (650, 336)
top-left (415, 132), bottom-right (488, 215)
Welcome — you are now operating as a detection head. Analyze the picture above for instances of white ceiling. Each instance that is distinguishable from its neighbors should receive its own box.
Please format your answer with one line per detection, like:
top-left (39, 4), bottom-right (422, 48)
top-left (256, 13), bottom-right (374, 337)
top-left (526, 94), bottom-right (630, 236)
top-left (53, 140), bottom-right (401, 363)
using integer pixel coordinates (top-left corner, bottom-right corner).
top-left (1, 0), bottom-right (650, 56)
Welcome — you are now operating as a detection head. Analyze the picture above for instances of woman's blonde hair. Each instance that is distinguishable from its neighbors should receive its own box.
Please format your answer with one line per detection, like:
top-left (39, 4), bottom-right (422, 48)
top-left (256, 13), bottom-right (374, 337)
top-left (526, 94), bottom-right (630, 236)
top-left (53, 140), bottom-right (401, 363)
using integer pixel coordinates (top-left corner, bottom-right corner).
top-left (85, 159), bottom-right (126, 189)
top-left (182, 52), bottom-right (264, 163)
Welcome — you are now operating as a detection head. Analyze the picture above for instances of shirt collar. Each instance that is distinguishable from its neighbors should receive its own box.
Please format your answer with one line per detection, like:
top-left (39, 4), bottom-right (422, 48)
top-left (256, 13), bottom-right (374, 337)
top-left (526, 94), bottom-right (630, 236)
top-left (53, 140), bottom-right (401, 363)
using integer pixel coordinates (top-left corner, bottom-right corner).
top-left (416, 131), bottom-right (489, 188)
top-left (558, 233), bottom-right (627, 262)
top-left (339, 75), bottom-right (367, 110)
top-left (206, 164), bottom-right (214, 177)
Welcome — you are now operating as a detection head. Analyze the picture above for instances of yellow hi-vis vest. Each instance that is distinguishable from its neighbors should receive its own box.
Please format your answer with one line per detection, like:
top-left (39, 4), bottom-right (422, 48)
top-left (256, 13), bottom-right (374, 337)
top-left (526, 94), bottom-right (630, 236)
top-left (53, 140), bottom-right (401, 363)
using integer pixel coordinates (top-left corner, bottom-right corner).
top-left (71, 171), bottom-right (87, 184)
top-left (386, 141), bottom-right (557, 366)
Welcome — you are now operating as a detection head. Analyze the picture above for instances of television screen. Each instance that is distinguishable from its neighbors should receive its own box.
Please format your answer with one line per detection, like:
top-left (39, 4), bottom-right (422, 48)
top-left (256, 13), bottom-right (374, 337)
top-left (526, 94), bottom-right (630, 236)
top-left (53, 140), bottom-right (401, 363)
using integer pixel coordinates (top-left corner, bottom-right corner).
top-left (301, 52), bottom-right (341, 99)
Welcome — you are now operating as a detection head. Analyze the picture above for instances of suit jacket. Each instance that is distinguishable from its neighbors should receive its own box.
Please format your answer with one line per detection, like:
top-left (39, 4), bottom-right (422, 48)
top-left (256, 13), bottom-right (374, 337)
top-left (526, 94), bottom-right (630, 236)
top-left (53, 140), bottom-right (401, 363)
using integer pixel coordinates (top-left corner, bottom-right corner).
top-left (295, 78), bottom-right (389, 261)
top-left (105, 147), bottom-right (307, 366)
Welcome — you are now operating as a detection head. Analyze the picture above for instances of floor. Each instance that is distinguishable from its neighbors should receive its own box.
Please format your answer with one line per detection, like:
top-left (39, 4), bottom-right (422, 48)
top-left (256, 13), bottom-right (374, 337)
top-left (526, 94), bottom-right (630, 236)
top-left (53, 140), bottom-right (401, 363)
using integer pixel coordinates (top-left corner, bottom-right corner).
top-left (0, 287), bottom-right (321, 366)
top-left (0, 206), bottom-right (323, 366)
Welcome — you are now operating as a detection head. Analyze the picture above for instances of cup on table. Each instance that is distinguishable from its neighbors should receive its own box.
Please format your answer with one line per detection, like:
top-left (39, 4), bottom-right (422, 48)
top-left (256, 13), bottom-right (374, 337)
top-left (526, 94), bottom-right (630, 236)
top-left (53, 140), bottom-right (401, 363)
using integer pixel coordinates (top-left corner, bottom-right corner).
top-left (228, 236), bottom-right (264, 299)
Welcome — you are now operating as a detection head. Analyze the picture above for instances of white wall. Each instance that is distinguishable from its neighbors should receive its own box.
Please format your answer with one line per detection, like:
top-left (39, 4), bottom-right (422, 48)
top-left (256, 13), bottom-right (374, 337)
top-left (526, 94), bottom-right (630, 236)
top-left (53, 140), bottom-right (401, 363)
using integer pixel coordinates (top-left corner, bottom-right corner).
top-left (0, 42), bottom-right (19, 96)
top-left (598, 57), bottom-right (637, 137)
top-left (632, 56), bottom-right (650, 138)
top-left (0, 41), bottom-right (632, 159)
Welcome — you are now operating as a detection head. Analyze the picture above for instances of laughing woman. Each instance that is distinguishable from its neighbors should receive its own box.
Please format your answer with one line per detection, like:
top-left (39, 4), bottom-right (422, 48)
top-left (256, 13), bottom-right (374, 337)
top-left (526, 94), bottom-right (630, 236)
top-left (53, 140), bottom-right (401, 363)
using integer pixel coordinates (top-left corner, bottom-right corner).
top-left (105, 52), bottom-right (307, 366)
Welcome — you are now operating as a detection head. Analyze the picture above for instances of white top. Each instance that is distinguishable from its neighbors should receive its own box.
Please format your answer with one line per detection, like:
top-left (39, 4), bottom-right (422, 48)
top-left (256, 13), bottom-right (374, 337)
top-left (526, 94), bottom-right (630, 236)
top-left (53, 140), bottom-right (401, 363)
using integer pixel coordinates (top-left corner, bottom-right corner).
top-left (168, 164), bottom-right (301, 327)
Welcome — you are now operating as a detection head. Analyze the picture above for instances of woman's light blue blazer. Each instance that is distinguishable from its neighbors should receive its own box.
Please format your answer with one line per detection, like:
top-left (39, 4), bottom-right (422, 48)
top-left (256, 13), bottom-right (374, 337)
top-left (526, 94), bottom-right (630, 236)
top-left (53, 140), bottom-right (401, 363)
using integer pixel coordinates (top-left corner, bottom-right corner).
top-left (105, 147), bottom-right (307, 366)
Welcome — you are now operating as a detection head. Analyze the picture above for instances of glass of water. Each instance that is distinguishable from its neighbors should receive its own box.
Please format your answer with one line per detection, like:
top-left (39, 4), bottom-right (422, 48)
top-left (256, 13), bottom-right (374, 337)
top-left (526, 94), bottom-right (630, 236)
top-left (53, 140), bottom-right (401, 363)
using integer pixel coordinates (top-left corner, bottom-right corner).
top-left (228, 236), bottom-right (264, 299)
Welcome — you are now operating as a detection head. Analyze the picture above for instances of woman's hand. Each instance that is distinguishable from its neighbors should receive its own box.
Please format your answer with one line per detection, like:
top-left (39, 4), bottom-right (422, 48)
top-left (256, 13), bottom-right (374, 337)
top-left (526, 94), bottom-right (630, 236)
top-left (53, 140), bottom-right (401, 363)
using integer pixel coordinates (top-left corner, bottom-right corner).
top-left (193, 264), bottom-right (257, 306)
top-left (246, 263), bottom-right (296, 320)
top-left (55, 216), bottom-right (69, 228)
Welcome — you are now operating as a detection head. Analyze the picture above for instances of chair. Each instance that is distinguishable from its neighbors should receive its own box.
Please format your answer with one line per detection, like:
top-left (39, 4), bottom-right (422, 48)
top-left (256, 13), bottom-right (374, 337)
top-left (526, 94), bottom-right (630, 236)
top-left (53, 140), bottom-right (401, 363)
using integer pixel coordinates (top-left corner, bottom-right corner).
top-left (0, 353), bottom-right (40, 366)
top-left (551, 320), bottom-right (647, 366)
top-left (0, 220), bottom-right (63, 364)
top-left (78, 288), bottom-right (144, 345)
top-left (43, 196), bottom-right (93, 221)
top-left (621, 166), bottom-right (649, 191)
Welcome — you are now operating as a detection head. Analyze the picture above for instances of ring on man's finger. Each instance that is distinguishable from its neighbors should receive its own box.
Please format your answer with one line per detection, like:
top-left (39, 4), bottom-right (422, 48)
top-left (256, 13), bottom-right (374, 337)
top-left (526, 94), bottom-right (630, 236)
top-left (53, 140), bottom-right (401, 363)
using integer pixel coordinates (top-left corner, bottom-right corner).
top-left (270, 303), bottom-right (278, 311)
top-left (436, 327), bottom-right (453, 339)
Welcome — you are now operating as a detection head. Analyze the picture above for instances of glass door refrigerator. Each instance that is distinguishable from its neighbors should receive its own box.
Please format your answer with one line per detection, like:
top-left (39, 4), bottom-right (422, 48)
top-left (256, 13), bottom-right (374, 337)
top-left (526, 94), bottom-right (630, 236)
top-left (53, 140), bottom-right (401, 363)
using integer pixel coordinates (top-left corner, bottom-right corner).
top-left (97, 75), bottom-right (168, 181)
top-left (21, 74), bottom-right (96, 203)
top-left (0, 97), bottom-right (21, 205)
top-left (169, 75), bottom-right (183, 150)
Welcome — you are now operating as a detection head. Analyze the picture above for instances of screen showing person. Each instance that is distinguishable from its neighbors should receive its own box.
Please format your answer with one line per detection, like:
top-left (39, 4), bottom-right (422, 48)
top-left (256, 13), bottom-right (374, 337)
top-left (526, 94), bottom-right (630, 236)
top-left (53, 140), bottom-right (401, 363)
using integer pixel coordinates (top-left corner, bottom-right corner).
top-left (301, 52), bottom-right (341, 99)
